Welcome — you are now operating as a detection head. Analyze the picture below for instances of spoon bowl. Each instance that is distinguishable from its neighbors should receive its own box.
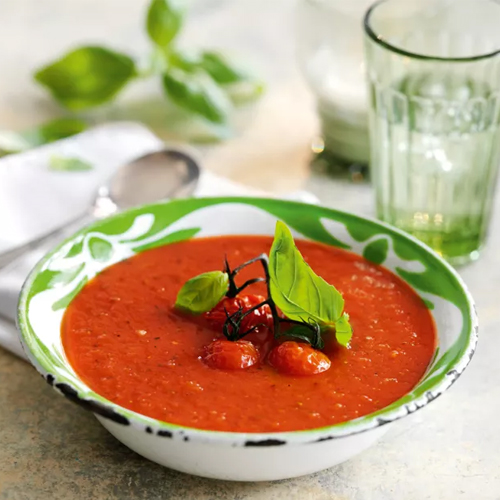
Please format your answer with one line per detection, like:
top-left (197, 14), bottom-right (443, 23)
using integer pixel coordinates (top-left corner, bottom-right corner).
top-left (103, 149), bottom-right (201, 213)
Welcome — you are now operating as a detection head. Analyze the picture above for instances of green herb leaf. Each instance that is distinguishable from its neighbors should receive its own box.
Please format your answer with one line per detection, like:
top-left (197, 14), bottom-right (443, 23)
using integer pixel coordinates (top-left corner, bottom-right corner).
top-left (34, 46), bottom-right (136, 111)
top-left (48, 155), bottom-right (93, 172)
top-left (199, 51), bottom-right (246, 85)
top-left (147, 0), bottom-right (183, 48)
top-left (0, 118), bottom-right (88, 157)
top-left (269, 221), bottom-right (346, 326)
top-left (333, 313), bottom-right (352, 347)
top-left (199, 51), bottom-right (264, 104)
top-left (175, 271), bottom-right (229, 314)
top-left (168, 51), bottom-right (200, 73)
top-left (162, 68), bottom-right (231, 123)
top-left (23, 118), bottom-right (88, 147)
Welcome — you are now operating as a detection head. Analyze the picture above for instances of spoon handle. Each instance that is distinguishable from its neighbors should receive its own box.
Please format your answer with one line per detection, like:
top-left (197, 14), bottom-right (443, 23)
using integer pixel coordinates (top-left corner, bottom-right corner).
top-left (0, 212), bottom-right (92, 270)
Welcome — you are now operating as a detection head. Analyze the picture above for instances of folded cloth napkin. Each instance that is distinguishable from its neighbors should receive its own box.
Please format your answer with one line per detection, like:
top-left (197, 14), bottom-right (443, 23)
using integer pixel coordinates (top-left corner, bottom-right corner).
top-left (0, 122), bottom-right (317, 360)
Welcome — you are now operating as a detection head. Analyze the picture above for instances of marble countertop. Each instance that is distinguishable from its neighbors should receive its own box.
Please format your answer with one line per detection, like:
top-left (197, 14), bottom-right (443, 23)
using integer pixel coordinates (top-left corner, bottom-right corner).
top-left (1, 1), bottom-right (499, 499)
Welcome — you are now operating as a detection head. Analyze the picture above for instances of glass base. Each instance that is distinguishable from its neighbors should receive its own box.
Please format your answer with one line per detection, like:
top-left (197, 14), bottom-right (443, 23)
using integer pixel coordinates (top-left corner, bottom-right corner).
top-left (379, 217), bottom-right (484, 267)
top-left (442, 249), bottom-right (481, 267)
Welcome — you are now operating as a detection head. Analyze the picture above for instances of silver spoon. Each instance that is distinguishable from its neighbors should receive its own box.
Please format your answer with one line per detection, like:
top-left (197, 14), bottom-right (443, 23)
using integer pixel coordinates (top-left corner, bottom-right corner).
top-left (0, 149), bottom-right (201, 269)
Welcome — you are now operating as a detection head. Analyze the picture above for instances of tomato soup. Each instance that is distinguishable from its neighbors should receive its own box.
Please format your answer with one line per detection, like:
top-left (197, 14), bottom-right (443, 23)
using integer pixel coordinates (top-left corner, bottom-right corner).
top-left (61, 236), bottom-right (436, 433)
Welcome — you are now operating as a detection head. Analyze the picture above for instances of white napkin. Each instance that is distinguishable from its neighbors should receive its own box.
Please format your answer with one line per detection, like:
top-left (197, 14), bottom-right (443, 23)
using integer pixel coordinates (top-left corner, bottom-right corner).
top-left (0, 122), bottom-right (317, 360)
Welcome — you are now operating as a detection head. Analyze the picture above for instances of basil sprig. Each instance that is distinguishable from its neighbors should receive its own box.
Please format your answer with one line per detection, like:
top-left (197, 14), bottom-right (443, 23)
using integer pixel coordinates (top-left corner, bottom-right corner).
top-left (33, 0), bottom-right (262, 124)
top-left (174, 221), bottom-right (353, 348)
top-left (269, 221), bottom-right (352, 346)
top-left (175, 271), bottom-right (229, 315)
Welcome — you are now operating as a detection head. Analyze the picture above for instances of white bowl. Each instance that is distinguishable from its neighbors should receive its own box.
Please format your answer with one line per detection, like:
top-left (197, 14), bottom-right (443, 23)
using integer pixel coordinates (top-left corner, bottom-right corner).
top-left (17, 197), bottom-right (478, 481)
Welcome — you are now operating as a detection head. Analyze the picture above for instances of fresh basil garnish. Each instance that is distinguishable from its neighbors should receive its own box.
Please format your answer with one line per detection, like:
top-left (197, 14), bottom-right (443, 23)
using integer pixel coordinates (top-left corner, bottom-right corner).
top-left (174, 222), bottom-right (352, 348)
top-left (269, 221), bottom-right (344, 324)
top-left (34, 46), bottom-right (137, 111)
top-left (147, 0), bottom-right (183, 48)
top-left (269, 221), bottom-right (352, 345)
top-left (334, 312), bottom-right (352, 347)
top-left (175, 271), bottom-right (229, 314)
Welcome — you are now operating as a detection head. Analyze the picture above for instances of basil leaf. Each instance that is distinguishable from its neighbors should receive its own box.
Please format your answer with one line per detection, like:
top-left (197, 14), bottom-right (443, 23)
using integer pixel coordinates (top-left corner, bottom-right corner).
top-left (269, 221), bottom-right (345, 325)
top-left (162, 68), bottom-right (231, 123)
top-left (0, 118), bottom-right (88, 157)
top-left (34, 46), bottom-right (136, 111)
top-left (198, 51), bottom-right (264, 105)
top-left (334, 313), bottom-right (353, 347)
top-left (175, 271), bottom-right (229, 314)
top-left (168, 51), bottom-right (200, 73)
top-left (199, 51), bottom-right (246, 85)
top-left (23, 118), bottom-right (88, 147)
top-left (147, 0), bottom-right (183, 48)
top-left (49, 155), bottom-right (93, 172)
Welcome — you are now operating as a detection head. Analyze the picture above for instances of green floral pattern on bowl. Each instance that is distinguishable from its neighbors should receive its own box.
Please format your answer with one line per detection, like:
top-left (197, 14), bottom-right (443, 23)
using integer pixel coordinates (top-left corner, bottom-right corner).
top-left (17, 197), bottom-right (478, 445)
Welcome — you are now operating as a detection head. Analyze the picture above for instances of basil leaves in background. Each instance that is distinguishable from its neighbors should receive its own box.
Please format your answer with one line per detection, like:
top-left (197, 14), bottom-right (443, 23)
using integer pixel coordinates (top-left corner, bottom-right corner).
top-left (48, 155), bottom-right (93, 172)
top-left (0, 118), bottom-right (88, 157)
top-left (22, 118), bottom-right (88, 147)
top-left (163, 69), bottom-right (230, 124)
top-left (200, 52), bottom-right (248, 85)
top-left (0, 0), bottom-right (263, 158)
top-left (175, 271), bottom-right (229, 314)
top-left (269, 221), bottom-right (353, 346)
top-left (33, 0), bottom-right (262, 124)
top-left (147, 0), bottom-right (183, 48)
top-left (35, 47), bottom-right (137, 111)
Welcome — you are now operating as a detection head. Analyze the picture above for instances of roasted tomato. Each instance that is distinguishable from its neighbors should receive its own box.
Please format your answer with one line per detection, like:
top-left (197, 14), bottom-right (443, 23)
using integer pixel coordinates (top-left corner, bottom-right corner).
top-left (204, 339), bottom-right (259, 370)
top-left (268, 341), bottom-right (331, 376)
top-left (204, 295), bottom-right (273, 333)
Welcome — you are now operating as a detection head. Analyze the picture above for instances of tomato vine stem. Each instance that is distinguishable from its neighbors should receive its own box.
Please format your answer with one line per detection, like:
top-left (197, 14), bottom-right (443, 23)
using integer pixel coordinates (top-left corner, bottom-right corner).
top-left (221, 254), bottom-right (323, 348)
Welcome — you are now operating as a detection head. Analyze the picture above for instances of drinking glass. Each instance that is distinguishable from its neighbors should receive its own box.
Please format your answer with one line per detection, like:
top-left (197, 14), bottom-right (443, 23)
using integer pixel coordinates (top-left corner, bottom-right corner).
top-left (364, 0), bottom-right (500, 265)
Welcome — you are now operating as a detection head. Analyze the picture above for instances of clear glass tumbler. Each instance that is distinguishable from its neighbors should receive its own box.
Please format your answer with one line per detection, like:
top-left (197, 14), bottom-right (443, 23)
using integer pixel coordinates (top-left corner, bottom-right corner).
top-left (364, 0), bottom-right (500, 265)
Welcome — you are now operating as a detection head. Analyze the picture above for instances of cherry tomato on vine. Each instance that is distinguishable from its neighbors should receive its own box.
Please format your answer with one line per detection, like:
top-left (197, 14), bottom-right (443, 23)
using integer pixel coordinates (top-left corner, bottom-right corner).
top-left (203, 339), bottom-right (259, 370)
top-left (268, 341), bottom-right (331, 376)
top-left (204, 294), bottom-right (273, 333)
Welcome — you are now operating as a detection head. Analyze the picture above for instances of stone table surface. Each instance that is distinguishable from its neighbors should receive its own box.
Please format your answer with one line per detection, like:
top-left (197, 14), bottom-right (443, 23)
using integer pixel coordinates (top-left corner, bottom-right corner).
top-left (1, 1), bottom-right (499, 499)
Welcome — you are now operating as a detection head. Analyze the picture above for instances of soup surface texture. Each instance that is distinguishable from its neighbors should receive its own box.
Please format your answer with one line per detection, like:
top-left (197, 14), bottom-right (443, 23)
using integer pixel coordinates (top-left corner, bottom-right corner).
top-left (62, 236), bottom-right (436, 433)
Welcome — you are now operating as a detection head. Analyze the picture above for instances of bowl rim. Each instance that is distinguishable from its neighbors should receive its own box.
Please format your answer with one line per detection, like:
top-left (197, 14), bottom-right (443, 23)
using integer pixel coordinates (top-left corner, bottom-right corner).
top-left (17, 196), bottom-right (478, 446)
